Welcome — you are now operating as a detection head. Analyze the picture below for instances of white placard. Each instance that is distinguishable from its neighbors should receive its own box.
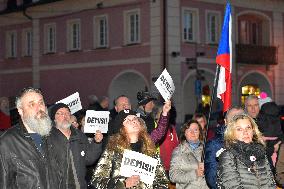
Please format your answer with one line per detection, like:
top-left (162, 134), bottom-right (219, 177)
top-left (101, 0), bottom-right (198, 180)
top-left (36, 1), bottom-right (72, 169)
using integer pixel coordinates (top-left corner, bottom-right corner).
top-left (84, 110), bottom-right (110, 133)
top-left (56, 92), bottom-right (82, 114)
top-left (154, 68), bottom-right (175, 101)
top-left (120, 149), bottom-right (158, 185)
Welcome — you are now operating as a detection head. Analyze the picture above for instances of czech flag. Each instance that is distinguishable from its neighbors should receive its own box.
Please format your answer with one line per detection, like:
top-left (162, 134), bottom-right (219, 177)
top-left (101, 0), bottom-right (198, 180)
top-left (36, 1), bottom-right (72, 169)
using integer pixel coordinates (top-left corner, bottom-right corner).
top-left (216, 3), bottom-right (232, 112)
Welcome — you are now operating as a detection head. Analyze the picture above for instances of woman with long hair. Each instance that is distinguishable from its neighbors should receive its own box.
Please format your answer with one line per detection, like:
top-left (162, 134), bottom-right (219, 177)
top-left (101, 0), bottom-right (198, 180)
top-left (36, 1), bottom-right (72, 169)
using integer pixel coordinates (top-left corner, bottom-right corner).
top-left (169, 120), bottom-right (208, 189)
top-left (217, 114), bottom-right (275, 188)
top-left (90, 109), bottom-right (168, 189)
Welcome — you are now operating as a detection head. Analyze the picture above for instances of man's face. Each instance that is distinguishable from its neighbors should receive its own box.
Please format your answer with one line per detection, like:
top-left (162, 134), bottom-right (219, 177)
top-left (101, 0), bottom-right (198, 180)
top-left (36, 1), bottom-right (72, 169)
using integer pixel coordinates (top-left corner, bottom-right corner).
top-left (18, 91), bottom-right (51, 136)
top-left (54, 107), bottom-right (71, 130)
top-left (144, 100), bottom-right (155, 113)
top-left (115, 97), bottom-right (131, 113)
top-left (245, 98), bottom-right (260, 118)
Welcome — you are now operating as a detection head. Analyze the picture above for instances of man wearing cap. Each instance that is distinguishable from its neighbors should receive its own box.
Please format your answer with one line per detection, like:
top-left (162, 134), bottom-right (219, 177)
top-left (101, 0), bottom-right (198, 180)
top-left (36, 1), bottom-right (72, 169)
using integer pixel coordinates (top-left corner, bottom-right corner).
top-left (136, 91), bottom-right (171, 144)
top-left (49, 103), bottom-right (103, 189)
top-left (0, 87), bottom-right (60, 188)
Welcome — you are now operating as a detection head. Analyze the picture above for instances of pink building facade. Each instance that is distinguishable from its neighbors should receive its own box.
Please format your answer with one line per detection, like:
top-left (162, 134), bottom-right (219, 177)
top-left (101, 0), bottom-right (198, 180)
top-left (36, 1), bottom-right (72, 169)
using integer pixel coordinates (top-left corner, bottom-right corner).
top-left (0, 0), bottom-right (284, 123)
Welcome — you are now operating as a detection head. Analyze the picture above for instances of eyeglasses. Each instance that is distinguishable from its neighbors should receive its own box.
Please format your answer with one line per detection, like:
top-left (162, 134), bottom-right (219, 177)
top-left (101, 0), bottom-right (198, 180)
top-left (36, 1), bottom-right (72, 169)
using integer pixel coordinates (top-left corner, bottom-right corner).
top-left (187, 128), bottom-right (199, 134)
top-left (56, 112), bottom-right (71, 117)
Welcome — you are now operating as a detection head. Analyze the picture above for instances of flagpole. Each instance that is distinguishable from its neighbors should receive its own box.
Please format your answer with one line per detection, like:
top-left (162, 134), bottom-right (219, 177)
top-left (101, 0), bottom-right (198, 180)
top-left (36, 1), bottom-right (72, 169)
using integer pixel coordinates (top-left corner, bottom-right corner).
top-left (201, 64), bottom-right (221, 162)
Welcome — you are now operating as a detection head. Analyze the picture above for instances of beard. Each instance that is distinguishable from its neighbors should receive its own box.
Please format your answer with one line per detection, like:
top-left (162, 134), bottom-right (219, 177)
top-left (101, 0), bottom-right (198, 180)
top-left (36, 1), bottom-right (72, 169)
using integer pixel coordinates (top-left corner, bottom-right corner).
top-left (56, 120), bottom-right (71, 130)
top-left (24, 110), bottom-right (52, 136)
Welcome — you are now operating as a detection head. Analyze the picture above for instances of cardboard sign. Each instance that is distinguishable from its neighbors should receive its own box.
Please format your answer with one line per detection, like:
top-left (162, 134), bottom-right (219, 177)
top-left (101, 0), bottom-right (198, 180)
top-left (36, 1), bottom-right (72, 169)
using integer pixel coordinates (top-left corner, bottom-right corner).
top-left (154, 68), bottom-right (175, 101)
top-left (56, 92), bottom-right (82, 114)
top-left (120, 149), bottom-right (158, 185)
top-left (84, 110), bottom-right (110, 133)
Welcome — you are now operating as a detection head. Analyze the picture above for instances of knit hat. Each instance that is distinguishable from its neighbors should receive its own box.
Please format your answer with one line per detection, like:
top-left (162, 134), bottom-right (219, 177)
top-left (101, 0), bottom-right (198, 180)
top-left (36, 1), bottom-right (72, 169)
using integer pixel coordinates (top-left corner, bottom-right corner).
top-left (49, 103), bottom-right (70, 121)
top-left (112, 109), bottom-right (139, 134)
top-left (137, 91), bottom-right (157, 106)
top-left (258, 92), bottom-right (272, 108)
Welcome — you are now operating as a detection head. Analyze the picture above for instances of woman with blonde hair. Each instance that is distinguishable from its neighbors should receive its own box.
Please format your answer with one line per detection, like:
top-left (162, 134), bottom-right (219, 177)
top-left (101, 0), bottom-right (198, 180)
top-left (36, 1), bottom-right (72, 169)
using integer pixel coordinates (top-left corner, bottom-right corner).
top-left (90, 109), bottom-right (168, 189)
top-left (217, 113), bottom-right (275, 188)
top-left (169, 120), bottom-right (208, 189)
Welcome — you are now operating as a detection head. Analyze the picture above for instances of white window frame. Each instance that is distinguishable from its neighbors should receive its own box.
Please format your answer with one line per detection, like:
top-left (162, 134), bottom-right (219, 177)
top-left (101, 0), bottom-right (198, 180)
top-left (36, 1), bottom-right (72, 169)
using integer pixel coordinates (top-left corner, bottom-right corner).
top-left (22, 28), bottom-right (32, 56)
top-left (124, 9), bottom-right (140, 45)
top-left (44, 23), bottom-right (56, 53)
top-left (93, 15), bottom-right (108, 48)
top-left (6, 30), bottom-right (17, 58)
top-left (182, 7), bottom-right (199, 43)
top-left (205, 10), bottom-right (221, 44)
top-left (67, 19), bottom-right (81, 51)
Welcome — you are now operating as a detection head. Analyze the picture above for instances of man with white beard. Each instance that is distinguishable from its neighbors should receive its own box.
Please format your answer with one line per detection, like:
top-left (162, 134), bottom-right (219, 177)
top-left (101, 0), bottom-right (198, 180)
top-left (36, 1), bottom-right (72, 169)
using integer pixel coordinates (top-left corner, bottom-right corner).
top-left (0, 87), bottom-right (61, 188)
top-left (49, 103), bottom-right (103, 189)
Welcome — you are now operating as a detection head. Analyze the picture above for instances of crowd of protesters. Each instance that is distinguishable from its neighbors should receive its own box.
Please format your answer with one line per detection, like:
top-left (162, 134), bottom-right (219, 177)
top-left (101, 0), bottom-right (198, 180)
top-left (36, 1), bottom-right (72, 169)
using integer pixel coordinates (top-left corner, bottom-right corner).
top-left (0, 87), bottom-right (283, 189)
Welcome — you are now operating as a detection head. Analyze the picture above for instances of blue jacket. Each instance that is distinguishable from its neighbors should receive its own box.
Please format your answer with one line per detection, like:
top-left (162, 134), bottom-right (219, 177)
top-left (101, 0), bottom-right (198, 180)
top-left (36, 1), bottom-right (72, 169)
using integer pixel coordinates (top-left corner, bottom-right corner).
top-left (204, 125), bottom-right (225, 189)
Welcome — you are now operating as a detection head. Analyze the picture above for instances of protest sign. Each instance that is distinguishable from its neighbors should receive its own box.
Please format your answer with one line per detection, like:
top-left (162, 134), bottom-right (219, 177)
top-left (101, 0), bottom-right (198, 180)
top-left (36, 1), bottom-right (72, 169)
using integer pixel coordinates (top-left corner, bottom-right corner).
top-left (120, 149), bottom-right (158, 185)
top-left (84, 110), bottom-right (110, 133)
top-left (154, 68), bottom-right (175, 101)
top-left (56, 92), bottom-right (82, 114)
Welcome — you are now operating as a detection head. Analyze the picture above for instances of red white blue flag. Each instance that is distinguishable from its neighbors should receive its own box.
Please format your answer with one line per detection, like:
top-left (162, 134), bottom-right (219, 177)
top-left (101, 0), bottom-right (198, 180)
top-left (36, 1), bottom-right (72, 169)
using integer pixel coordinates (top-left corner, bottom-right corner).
top-left (216, 3), bottom-right (232, 112)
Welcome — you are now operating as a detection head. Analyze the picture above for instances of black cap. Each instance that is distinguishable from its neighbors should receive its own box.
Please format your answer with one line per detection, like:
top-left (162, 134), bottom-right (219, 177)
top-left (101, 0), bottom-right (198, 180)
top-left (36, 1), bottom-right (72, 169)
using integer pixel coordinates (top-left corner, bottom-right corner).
top-left (112, 109), bottom-right (138, 134)
top-left (137, 91), bottom-right (157, 106)
top-left (49, 103), bottom-right (70, 121)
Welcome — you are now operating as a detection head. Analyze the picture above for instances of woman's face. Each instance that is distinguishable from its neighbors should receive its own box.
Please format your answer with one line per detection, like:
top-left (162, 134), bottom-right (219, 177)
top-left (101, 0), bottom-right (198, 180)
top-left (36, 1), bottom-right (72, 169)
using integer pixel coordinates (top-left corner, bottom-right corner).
top-left (234, 118), bottom-right (253, 143)
top-left (185, 123), bottom-right (200, 142)
top-left (123, 115), bottom-right (140, 135)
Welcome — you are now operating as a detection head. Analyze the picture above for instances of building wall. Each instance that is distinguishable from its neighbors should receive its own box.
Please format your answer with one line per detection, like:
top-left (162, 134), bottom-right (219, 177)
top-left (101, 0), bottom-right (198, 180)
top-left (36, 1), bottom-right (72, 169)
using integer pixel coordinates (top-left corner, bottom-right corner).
top-left (0, 0), bottom-right (284, 122)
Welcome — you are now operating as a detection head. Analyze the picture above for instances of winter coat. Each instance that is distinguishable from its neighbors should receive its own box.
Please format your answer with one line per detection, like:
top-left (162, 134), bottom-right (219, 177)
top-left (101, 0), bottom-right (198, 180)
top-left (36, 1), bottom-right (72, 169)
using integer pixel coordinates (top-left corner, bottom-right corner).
top-left (169, 141), bottom-right (208, 189)
top-left (217, 141), bottom-right (275, 189)
top-left (204, 124), bottom-right (226, 189)
top-left (49, 126), bottom-right (102, 189)
top-left (90, 147), bottom-right (169, 189)
top-left (276, 143), bottom-right (284, 185)
top-left (0, 122), bottom-right (60, 189)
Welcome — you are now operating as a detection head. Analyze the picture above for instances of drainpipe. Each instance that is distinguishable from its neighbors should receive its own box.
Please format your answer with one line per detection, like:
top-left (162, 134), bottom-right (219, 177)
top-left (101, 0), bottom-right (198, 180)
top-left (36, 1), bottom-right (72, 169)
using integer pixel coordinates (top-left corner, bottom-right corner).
top-left (162, 0), bottom-right (167, 70)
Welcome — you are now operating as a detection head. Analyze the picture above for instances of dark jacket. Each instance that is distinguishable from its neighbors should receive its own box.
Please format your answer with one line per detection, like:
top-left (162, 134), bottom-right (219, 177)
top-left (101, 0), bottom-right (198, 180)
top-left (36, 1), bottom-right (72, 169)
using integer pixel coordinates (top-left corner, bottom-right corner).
top-left (217, 141), bottom-right (275, 189)
top-left (49, 126), bottom-right (102, 189)
top-left (257, 102), bottom-right (283, 139)
top-left (204, 124), bottom-right (226, 189)
top-left (0, 122), bottom-right (60, 189)
top-left (276, 143), bottom-right (284, 185)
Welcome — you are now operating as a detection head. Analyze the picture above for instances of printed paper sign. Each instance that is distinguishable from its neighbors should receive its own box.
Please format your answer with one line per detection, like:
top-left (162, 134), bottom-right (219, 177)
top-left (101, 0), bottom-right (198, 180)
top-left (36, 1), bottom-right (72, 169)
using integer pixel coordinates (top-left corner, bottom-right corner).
top-left (154, 68), bottom-right (175, 101)
top-left (120, 149), bottom-right (158, 185)
top-left (84, 110), bottom-right (110, 133)
top-left (56, 92), bottom-right (82, 114)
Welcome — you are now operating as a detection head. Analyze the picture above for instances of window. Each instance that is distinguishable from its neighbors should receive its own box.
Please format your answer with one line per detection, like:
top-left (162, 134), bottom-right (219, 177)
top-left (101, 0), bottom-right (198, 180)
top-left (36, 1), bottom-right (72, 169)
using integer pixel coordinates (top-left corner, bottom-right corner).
top-left (22, 28), bottom-right (32, 56)
top-left (124, 9), bottom-right (140, 44)
top-left (67, 19), bottom-right (81, 51)
top-left (94, 15), bottom-right (108, 48)
top-left (182, 8), bottom-right (199, 42)
top-left (239, 20), bottom-right (261, 45)
top-left (44, 23), bottom-right (56, 53)
top-left (206, 11), bottom-right (220, 44)
top-left (6, 30), bottom-right (17, 58)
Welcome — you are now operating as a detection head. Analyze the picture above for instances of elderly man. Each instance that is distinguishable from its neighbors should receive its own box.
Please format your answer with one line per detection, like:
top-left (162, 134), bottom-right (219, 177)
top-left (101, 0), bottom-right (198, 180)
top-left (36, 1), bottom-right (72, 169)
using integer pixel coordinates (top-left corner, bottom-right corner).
top-left (204, 106), bottom-right (245, 189)
top-left (0, 87), bottom-right (59, 188)
top-left (49, 103), bottom-right (103, 189)
top-left (245, 95), bottom-right (260, 119)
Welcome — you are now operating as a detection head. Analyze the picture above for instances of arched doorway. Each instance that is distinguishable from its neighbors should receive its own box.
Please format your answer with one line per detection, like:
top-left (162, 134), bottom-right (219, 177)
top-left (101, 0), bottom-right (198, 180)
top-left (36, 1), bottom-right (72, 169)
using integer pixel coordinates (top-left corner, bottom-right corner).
top-left (239, 72), bottom-right (272, 105)
top-left (108, 70), bottom-right (148, 109)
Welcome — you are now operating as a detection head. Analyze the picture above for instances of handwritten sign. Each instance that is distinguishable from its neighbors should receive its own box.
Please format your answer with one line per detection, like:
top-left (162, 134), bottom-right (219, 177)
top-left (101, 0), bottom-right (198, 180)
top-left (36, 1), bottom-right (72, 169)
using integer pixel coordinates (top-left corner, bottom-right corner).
top-left (84, 110), bottom-right (110, 133)
top-left (120, 149), bottom-right (158, 185)
top-left (56, 92), bottom-right (82, 114)
top-left (154, 69), bottom-right (175, 101)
